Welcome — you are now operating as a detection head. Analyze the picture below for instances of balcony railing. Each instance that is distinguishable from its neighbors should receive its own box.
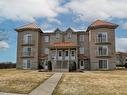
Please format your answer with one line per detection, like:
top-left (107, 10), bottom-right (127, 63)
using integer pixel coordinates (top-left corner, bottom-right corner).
top-left (95, 38), bottom-right (111, 45)
top-left (21, 52), bottom-right (34, 58)
top-left (21, 40), bottom-right (35, 46)
top-left (96, 51), bottom-right (111, 58)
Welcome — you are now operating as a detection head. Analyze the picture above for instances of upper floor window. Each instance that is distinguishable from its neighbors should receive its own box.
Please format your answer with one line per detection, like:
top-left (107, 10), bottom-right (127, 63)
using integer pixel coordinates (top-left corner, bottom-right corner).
top-left (44, 36), bottom-right (49, 42)
top-left (97, 32), bottom-right (107, 43)
top-left (44, 48), bottom-right (49, 54)
top-left (71, 50), bottom-right (75, 56)
top-left (80, 35), bottom-right (84, 41)
top-left (97, 46), bottom-right (108, 56)
top-left (79, 47), bottom-right (84, 54)
top-left (58, 50), bottom-right (62, 57)
top-left (67, 32), bottom-right (72, 38)
top-left (65, 50), bottom-right (68, 56)
top-left (24, 34), bottom-right (32, 44)
top-left (56, 33), bottom-right (60, 39)
top-left (23, 47), bottom-right (32, 56)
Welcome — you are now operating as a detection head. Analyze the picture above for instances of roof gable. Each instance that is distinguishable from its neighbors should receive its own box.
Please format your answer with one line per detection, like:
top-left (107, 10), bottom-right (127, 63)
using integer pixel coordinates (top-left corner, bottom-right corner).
top-left (87, 20), bottom-right (118, 30)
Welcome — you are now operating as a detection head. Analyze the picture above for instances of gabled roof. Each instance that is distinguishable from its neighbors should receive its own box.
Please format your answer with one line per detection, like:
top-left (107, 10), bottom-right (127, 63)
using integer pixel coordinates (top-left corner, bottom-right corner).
top-left (54, 28), bottom-right (61, 33)
top-left (15, 23), bottom-right (42, 32)
top-left (87, 20), bottom-right (118, 30)
top-left (66, 27), bottom-right (74, 33)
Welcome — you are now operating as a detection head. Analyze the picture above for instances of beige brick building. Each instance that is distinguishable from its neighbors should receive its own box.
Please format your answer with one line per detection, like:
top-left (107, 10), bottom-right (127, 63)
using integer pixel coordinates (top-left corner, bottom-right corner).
top-left (15, 20), bottom-right (118, 71)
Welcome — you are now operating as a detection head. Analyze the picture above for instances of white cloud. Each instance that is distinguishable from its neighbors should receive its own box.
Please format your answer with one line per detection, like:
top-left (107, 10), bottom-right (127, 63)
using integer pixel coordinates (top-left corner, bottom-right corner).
top-left (121, 22), bottom-right (127, 30)
top-left (65, 0), bottom-right (127, 21)
top-left (0, 0), bottom-right (67, 23)
top-left (116, 37), bottom-right (127, 52)
top-left (0, 41), bottom-right (9, 48)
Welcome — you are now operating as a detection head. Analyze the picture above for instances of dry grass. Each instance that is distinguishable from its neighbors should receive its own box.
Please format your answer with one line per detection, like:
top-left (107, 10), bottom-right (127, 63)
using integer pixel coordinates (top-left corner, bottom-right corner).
top-left (0, 69), bottom-right (53, 94)
top-left (53, 70), bottom-right (127, 95)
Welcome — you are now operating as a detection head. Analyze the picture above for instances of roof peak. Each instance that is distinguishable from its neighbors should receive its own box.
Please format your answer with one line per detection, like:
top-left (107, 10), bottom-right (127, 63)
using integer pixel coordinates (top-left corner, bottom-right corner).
top-left (16, 22), bottom-right (40, 30)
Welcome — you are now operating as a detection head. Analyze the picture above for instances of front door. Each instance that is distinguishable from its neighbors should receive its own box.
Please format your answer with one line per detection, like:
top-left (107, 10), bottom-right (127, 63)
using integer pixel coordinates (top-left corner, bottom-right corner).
top-left (80, 60), bottom-right (84, 70)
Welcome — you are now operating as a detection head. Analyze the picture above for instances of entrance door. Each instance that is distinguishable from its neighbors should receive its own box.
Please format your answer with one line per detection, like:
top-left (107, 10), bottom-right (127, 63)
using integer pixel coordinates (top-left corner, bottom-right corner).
top-left (80, 60), bottom-right (84, 70)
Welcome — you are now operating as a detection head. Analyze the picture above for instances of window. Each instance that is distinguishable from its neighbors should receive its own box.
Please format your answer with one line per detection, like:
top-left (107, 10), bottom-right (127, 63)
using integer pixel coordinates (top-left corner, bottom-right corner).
top-left (24, 34), bottom-right (32, 44)
top-left (67, 32), bottom-right (71, 38)
top-left (80, 60), bottom-right (84, 66)
top-left (44, 48), bottom-right (49, 54)
top-left (58, 51), bottom-right (62, 56)
top-left (79, 47), bottom-right (84, 54)
top-left (23, 47), bottom-right (32, 56)
top-left (80, 35), bottom-right (84, 41)
top-left (98, 46), bottom-right (108, 56)
top-left (97, 32), bottom-right (107, 43)
top-left (56, 33), bottom-right (60, 39)
top-left (65, 50), bottom-right (68, 56)
top-left (99, 60), bottom-right (108, 69)
top-left (44, 36), bottom-right (49, 42)
top-left (23, 59), bottom-right (31, 69)
top-left (71, 50), bottom-right (75, 56)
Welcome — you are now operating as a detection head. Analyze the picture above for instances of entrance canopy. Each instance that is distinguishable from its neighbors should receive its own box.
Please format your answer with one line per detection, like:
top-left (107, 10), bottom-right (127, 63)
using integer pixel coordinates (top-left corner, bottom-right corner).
top-left (49, 41), bottom-right (78, 49)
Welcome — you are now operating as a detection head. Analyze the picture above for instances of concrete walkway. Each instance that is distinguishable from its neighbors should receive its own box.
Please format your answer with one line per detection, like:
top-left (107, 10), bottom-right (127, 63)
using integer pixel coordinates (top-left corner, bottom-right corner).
top-left (29, 73), bottom-right (62, 95)
top-left (0, 73), bottom-right (62, 95)
top-left (0, 92), bottom-right (27, 95)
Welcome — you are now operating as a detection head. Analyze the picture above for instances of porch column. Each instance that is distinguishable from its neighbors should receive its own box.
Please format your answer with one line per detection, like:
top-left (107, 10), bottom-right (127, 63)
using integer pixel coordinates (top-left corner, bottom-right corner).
top-left (55, 48), bottom-right (58, 71)
top-left (68, 48), bottom-right (70, 71)
top-left (76, 48), bottom-right (78, 70)
top-left (48, 49), bottom-right (50, 61)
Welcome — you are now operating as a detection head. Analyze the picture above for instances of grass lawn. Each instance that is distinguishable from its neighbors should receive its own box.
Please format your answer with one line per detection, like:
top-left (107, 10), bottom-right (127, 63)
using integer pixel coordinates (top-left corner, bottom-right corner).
top-left (0, 69), bottom-right (53, 94)
top-left (53, 70), bottom-right (127, 95)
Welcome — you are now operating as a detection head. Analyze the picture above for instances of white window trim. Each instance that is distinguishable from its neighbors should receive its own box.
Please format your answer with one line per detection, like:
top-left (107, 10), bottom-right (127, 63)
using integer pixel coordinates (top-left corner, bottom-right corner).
top-left (23, 59), bottom-right (31, 69)
top-left (67, 32), bottom-right (72, 38)
top-left (80, 35), bottom-right (84, 41)
top-left (44, 36), bottom-right (49, 42)
top-left (44, 48), bottom-right (49, 54)
top-left (79, 47), bottom-right (84, 54)
top-left (97, 45), bottom-right (108, 56)
top-left (23, 47), bottom-right (32, 56)
top-left (24, 34), bottom-right (32, 44)
top-left (96, 32), bottom-right (108, 43)
top-left (99, 59), bottom-right (108, 69)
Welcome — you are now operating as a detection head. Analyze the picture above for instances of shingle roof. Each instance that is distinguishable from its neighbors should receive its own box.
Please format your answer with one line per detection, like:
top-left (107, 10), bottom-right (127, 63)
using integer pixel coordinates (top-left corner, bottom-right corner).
top-left (50, 41), bottom-right (77, 47)
top-left (88, 20), bottom-right (118, 30)
top-left (17, 23), bottom-right (40, 29)
top-left (15, 23), bottom-right (42, 32)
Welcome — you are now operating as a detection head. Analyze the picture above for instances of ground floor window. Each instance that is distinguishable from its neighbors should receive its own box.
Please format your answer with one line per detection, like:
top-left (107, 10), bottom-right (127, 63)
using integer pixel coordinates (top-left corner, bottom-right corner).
top-left (23, 59), bottom-right (31, 69)
top-left (99, 59), bottom-right (108, 69)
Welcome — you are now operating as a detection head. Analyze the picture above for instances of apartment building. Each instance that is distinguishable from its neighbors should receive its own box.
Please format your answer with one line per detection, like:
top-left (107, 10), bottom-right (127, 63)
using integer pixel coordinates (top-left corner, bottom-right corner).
top-left (15, 20), bottom-right (118, 71)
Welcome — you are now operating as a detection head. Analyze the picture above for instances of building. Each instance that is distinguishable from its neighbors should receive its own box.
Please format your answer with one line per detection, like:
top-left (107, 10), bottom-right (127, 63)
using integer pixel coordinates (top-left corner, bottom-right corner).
top-left (116, 52), bottom-right (127, 66)
top-left (15, 20), bottom-right (118, 71)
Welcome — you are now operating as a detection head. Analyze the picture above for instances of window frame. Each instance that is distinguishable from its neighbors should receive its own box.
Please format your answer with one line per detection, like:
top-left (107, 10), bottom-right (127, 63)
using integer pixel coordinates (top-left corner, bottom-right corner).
top-left (79, 47), bottom-right (84, 54)
top-left (97, 32), bottom-right (108, 43)
top-left (97, 45), bottom-right (108, 56)
top-left (24, 34), bottom-right (32, 44)
top-left (80, 35), bottom-right (84, 41)
top-left (44, 36), bottom-right (49, 42)
top-left (99, 59), bottom-right (108, 69)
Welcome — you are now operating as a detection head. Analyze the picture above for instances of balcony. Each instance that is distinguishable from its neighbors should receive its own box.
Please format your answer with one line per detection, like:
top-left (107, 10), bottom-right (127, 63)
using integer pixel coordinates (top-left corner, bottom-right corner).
top-left (21, 52), bottom-right (34, 58)
top-left (95, 39), bottom-right (111, 45)
top-left (21, 40), bottom-right (35, 46)
top-left (96, 51), bottom-right (111, 58)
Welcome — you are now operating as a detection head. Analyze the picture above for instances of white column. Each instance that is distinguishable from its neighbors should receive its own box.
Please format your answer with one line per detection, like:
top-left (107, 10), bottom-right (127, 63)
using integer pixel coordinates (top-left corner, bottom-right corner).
top-left (68, 48), bottom-right (70, 71)
top-left (76, 48), bottom-right (78, 70)
top-left (56, 48), bottom-right (57, 71)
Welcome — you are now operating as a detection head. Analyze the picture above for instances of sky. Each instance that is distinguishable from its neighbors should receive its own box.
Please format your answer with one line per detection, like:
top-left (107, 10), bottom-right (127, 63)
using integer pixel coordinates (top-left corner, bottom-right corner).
top-left (0, 0), bottom-right (127, 62)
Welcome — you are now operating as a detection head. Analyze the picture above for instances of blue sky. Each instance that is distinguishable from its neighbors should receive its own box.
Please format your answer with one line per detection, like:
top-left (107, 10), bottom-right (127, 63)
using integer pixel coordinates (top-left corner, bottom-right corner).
top-left (0, 0), bottom-right (127, 62)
